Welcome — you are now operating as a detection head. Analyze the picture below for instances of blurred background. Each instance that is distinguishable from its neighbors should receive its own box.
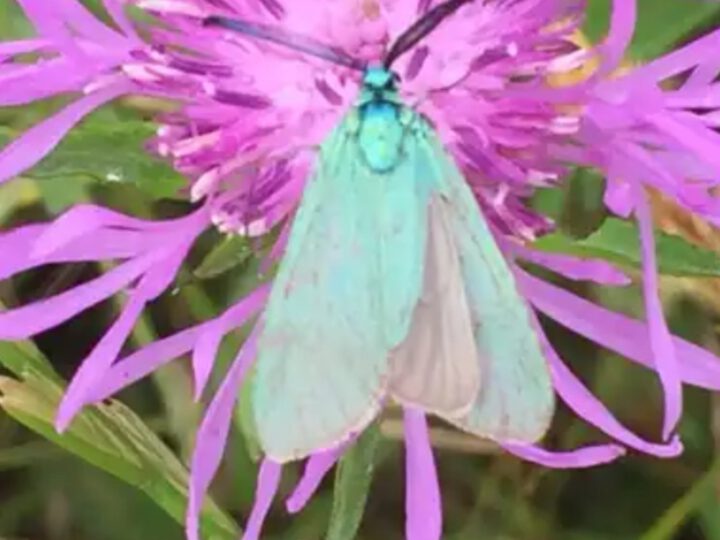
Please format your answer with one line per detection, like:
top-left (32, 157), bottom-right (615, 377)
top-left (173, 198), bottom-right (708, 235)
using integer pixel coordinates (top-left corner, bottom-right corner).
top-left (2, 1), bottom-right (720, 539)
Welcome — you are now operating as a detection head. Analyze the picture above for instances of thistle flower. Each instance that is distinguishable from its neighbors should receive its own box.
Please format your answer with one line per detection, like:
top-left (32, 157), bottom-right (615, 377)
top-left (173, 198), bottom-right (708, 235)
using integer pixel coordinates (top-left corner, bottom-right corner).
top-left (1, 1), bottom-right (720, 539)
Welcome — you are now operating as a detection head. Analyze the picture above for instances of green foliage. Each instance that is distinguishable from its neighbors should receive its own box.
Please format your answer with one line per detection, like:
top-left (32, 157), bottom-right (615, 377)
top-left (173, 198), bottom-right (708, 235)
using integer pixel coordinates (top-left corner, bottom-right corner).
top-left (2, 2), bottom-right (720, 540)
top-left (326, 425), bottom-right (383, 540)
top-left (26, 113), bottom-right (186, 201)
top-left (0, 341), bottom-right (239, 540)
top-left (584, 0), bottom-right (720, 60)
top-left (195, 235), bottom-right (255, 281)
top-left (533, 217), bottom-right (720, 277)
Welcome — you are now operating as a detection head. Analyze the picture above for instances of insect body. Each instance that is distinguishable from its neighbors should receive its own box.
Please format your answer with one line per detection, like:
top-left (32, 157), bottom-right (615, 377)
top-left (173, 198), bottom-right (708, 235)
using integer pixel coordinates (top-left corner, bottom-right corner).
top-left (354, 67), bottom-right (408, 172)
top-left (205, 0), bottom-right (554, 462)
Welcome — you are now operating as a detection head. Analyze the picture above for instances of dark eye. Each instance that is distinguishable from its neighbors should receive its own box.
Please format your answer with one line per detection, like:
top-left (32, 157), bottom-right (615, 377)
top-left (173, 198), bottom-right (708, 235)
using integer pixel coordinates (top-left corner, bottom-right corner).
top-left (384, 72), bottom-right (400, 90)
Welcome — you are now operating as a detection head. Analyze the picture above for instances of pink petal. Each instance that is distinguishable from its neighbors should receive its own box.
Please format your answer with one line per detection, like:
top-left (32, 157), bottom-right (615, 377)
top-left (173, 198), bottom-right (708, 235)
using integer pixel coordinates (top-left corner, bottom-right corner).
top-left (615, 29), bottom-right (720, 88)
top-left (242, 459), bottom-right (283, 540)
top-left (0, 38), bottom-right (49, 57)
top-left (519, 271), bottom-right (720, 390)
top-left (192, 285), bottom-right (269, 399)
top-left (16, 0), bottom-right (84, 60)
top-left (102, 0), bottom-right (141, 41)
top-left (597, 0), bottom-right (636, 77)
top-left (91, 286), bottom-right (268, 402)
top-left (0, 224), bottom-right (175, 281)
top-left (56, 246), bottom-right (188, 430)
top-left (0, 83), bottom-right (131, 184)
top-left (187, 331), bottom-right (258, 540)
top-left (633, 184), bottom-right (681, 440)
top-left (90, 323), bottom-right (207, 401)
top-left (286, 443), bottom-right (348, 514)
top-left (603, 178), bottom-right (635, 218)
top-left (537, 320), bottom-right (682, 457)
top-left (0, 57), bottom-right (98, 107)
top-left (685, 58), bottom-right (720, 89)
top-left (404, 407), bottom-right (441, 540)
top-left (56, 292), bottom-right (147, 431)
top-left (30, 204), bottom-right (170, 258)
top-left (0, 252), bottom-right (157, 340)
top-left (508, 242), bottom-right (631, 285)
top-left (650, 112), bottom-right (720, 174)
top-left (502, 442), bottom-right (626, 468)
top-left (22, 0), bottom-right (128, 48)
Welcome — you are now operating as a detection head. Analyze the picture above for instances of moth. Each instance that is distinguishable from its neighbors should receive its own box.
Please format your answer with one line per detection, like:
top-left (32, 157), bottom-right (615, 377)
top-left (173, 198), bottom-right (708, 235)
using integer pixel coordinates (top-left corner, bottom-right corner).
top-left (205, 0), bottom-right (554, 462)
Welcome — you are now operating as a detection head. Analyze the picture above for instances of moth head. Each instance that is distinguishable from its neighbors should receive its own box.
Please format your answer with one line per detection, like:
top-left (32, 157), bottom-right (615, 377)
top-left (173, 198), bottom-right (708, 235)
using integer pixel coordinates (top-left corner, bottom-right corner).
top-left (363, 66), bottom-right (400, 92)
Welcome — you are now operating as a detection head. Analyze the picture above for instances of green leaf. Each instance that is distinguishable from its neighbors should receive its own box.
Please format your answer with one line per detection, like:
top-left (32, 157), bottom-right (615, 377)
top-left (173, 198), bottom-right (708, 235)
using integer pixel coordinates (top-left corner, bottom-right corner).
top-left (0, 311), bottom-right (61, 384)
top-left (639, 458), bottom-right (720, 540)
top-left (556, 168), bottom-right (607, 239)
top-left (326, 424), bottom-right (383, 540)
top-left (532, 218), bottom-right (720, 277)
top-left (236, 372), bottom-right (263, 462)
top-left (0, 345), bottom-right (239, 540)
top-left (195, 235), bottom-right (255, 280)
top-left (0, 178), bottom-right (41, 222)
top-left (25, 114), bottom-right (185, 200)
top-left (584, 0), bottom-right (720, 60)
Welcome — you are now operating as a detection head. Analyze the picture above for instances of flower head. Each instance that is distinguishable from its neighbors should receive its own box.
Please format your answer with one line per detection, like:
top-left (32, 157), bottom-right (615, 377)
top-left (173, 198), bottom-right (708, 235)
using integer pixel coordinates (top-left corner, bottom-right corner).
top-left (2, 1), bottom-right (720, 539)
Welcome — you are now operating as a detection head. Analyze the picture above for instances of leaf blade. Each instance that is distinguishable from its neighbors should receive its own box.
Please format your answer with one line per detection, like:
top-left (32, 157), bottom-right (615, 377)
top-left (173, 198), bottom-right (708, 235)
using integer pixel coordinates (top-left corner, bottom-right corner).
top-left (531, 218), bottom-right (720, 278)
top-left (325, 424), bottom-right (383, 540)
top-left (0, 353), bottom-right (239, 540)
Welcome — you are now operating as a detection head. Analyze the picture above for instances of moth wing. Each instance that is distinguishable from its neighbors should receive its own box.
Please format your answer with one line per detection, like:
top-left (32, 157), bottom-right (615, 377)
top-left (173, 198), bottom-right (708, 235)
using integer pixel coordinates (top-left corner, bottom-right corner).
top-left (389, 195), bottom-right (481, 417)
top-left (428, 134), bottom-right (554, 443)
top-left (253, 119), bottom-right (428, 462)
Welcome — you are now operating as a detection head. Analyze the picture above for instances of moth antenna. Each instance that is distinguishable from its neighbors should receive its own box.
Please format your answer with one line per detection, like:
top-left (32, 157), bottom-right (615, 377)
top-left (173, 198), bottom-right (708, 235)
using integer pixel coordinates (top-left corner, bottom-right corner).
top-left (204, 15), bottom-right (367, 72)
top-left (384, 0), bottom-right (473, 68)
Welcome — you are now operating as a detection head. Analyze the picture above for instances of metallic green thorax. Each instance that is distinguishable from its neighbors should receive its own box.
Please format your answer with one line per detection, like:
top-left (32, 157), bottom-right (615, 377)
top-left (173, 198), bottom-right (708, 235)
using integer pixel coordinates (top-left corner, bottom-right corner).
top-left (350, 66), bottom-right (411, 173)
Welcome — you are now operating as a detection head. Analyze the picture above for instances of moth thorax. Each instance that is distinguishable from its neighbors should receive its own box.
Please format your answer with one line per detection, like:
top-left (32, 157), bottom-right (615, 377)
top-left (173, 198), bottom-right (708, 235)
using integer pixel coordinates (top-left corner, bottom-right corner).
top-left (363, 66), bottom-right (396, 91)
top-left (358, 101), bottom-right (405, 173)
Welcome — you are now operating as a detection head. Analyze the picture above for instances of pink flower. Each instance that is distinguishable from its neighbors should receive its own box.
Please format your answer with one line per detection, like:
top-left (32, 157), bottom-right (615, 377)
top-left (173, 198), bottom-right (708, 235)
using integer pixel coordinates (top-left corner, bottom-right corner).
top-left (1, 1), bottom-right (720, 539)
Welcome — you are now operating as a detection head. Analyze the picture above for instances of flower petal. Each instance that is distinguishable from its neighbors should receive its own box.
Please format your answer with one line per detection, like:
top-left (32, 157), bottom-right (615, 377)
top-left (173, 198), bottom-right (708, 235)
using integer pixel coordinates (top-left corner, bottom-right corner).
top-left (633, 184), bottom-right (681, 439)
top-left (614, 29), bottom-right (720, 88)
top-left (192, 285), bottom-right (269, 399)
top-left (0, 57), bottom-right (102, 107)
top-left (56, 292), bottom-right (147, 431)
top-left (102, 0), bottom-right (141, 41)
top-left (537, 321), bottom-right (682, 457)
top-left (502, 442), bottom-right (626, 468)
top-left (242, 459), bottom-right (283, 540)
top-left (0, 252), bottom-right (156, 340)
top-left (508, 242), bottom-right (631, 285)
top-left (286, 443), bottom-right (348, 514)
top-left (404, 408), bottom-right (441, 540)
top-left (56, 246), bottom-right (189, 430)
top-left (22, 0), bottom-right (128, 48)
top-left (90, 323), bottom-right (206, 401)
top-left (597, 0), bottom-right (636, 76)
top-left (187, 331), bottom-right (258, 540)
top-left (520, 271), bottom-right (720, 390)
top-left (30, 204), bottom-right (172, 258)
top-left (0, 38), bottom-right (49, 58)
top-left (91, 286), bottom-right (268, 402)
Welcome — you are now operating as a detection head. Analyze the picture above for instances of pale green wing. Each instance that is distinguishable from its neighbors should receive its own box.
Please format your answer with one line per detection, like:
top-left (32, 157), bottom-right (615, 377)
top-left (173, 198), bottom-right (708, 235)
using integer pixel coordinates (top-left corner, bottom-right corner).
top-left (400, 125), bottom-right (554, 443)
top-left (253, 113), bottom-right (430, 462)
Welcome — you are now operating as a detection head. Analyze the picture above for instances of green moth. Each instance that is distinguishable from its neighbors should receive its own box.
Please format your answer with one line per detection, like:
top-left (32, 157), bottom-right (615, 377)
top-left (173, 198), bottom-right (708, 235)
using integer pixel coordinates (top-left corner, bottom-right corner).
top-left (206, 0), bottom-right (554, 462)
